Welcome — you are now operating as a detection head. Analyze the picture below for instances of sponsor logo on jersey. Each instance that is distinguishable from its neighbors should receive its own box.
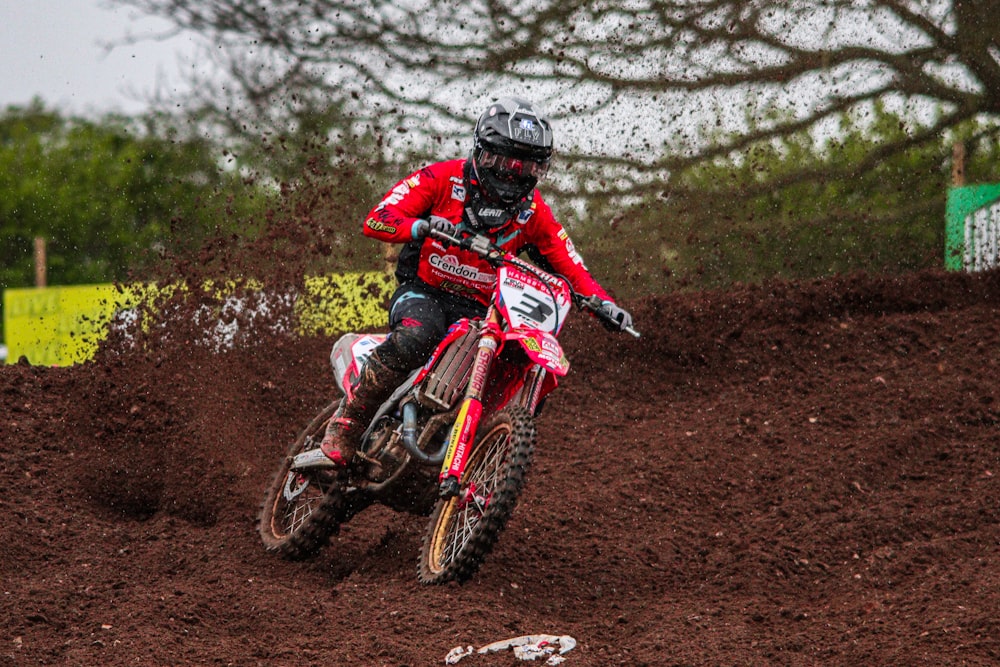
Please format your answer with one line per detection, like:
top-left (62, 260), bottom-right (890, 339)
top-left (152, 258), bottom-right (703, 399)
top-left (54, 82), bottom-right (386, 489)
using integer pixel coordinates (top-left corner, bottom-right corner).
top-left (565, 238), bottom-right (584, 265)
top-left (451, 184), bottom-right (466, 201)
top-left (437, 279), bottom-right (480, 296)
top-left (429, 253), bottom-right (495, 284)
top-left (516, 208), bottom-right (534, 224)
top-left (376, 177), bottom-right (418, 210)
top-left (365, 218), bottom-right (397, 234)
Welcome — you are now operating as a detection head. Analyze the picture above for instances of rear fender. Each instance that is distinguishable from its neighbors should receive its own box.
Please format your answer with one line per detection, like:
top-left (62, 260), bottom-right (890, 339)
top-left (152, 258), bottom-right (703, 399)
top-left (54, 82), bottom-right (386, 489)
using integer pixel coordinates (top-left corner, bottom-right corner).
top-left (329, 333), bottom-right (386, 398)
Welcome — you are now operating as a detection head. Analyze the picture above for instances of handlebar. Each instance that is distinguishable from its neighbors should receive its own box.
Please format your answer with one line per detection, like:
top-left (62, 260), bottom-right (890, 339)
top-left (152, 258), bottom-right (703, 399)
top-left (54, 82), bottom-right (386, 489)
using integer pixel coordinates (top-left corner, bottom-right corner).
top-left (427, 227), bottom-right (502, 263)
top-left (578, 295), bottom-right (642, 339)
top-left (427, 227), bottom-right (641, 338)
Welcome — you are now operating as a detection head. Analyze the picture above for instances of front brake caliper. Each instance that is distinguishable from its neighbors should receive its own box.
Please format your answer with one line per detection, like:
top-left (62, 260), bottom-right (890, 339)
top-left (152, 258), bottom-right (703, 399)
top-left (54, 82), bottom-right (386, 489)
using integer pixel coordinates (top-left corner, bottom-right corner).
top-left (439, 475), bottom-right (461, 498)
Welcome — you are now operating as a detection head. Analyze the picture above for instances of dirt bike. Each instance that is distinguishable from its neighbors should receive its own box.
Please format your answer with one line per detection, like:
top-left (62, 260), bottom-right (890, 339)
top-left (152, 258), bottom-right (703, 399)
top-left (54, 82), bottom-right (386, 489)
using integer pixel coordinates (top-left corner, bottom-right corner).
top-left (258, 228), bottom-right (639, 584)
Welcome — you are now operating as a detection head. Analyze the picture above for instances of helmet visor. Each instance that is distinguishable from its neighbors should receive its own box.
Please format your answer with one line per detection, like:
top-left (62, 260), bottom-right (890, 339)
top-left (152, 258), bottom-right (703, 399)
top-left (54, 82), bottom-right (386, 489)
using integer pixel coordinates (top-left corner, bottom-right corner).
top-left (477, 148), bottom-right (549, 181)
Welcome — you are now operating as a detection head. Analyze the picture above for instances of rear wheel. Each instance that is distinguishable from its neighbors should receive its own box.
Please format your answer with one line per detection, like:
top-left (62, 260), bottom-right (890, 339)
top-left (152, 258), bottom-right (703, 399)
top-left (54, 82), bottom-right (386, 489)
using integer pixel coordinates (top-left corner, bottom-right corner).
top-left (418, 406), bottom-right (536, 584)
top-left (259, 401), bottom-right (348, 560)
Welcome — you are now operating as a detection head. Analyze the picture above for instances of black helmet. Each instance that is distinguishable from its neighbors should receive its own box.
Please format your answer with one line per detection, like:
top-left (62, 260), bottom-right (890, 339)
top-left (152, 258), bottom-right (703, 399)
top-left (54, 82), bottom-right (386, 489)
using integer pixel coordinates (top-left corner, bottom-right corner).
top-left (470, 97), bottom-right (553, 206)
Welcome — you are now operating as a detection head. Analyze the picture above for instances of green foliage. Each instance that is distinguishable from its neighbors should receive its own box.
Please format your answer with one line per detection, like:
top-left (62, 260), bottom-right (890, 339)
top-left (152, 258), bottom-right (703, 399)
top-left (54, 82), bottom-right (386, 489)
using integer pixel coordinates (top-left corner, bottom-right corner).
top-left (0, 100), bottom-right (268, 290)
top-left (6, 93), bottom-right (999, 349)
top-left (0, 100), bottom-right (273, 343)
top-left (576, 105), bottom-right (1000, 298)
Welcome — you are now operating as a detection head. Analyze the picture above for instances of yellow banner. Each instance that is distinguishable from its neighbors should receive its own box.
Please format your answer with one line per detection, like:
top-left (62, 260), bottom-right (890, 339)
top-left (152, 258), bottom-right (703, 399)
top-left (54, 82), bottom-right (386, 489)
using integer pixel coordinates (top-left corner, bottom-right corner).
top-left (3, 273), bottom-right (394, 366)
top-left (3, 284), bottom-right (148, 366)
top-left (297, 272), bottom-right (395, 335)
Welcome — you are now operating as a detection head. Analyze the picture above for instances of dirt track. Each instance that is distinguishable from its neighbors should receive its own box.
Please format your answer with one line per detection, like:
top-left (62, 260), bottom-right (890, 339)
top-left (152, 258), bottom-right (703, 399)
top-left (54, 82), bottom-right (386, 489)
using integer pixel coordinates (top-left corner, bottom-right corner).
top-left (2, 267), bottom-right (999, 666)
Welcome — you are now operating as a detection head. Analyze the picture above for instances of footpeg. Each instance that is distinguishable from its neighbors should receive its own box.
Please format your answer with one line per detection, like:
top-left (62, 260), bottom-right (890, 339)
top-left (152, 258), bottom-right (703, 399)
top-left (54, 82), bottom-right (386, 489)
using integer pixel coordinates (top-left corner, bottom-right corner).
top-left (290, 447), bottom-right (341, 471)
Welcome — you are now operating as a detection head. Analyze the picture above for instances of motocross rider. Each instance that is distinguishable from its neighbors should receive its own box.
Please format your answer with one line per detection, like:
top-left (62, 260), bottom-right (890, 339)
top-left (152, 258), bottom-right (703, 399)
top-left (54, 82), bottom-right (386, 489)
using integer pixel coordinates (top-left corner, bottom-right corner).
top-left (317, 96), bottom-right (634, 468)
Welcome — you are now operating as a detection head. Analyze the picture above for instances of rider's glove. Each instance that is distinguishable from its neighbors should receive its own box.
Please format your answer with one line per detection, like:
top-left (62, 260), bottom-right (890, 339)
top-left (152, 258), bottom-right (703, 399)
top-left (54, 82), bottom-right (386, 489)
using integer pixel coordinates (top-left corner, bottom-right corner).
top-left (599, 300), bottom-right (633, 332)
top-left (412, 217), bottom-right (452, 240)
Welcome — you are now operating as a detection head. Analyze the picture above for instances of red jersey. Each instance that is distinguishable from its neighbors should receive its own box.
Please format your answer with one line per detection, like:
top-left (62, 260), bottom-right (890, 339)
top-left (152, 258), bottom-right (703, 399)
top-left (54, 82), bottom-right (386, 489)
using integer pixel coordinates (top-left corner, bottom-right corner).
top-left (363, 159), bottom-right (610, 306)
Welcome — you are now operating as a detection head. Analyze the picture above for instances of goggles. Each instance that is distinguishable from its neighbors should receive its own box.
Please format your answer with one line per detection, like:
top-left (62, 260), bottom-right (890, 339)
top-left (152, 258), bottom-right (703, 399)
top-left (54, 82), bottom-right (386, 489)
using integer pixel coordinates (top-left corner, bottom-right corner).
top-left (477, 148), bottom-right (549, 181)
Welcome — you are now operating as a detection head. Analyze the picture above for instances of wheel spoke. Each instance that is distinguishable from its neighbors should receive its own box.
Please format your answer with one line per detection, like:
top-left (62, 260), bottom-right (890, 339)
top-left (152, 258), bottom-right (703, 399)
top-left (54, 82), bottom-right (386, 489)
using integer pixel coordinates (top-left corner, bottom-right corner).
top-left (281, 479), bottom-right (320, 533)
top-left (419, 406), bottom-right (536, 584)
top-left (259, 400), bottom-right (347, 561)
top-left (439, 425), bottom-right (511, 566)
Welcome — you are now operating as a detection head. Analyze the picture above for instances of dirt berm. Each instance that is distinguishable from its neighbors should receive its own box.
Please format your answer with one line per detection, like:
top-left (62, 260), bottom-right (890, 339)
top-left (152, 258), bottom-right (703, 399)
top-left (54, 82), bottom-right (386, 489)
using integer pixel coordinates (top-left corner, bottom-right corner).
top-left (2, 268), bottom-right (999, 665)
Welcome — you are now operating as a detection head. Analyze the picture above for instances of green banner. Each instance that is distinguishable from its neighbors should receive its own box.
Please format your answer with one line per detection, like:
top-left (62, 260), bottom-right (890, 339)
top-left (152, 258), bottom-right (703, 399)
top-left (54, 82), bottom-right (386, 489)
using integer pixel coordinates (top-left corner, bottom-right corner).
top-left (945, 184), bottom-right (1000, 271)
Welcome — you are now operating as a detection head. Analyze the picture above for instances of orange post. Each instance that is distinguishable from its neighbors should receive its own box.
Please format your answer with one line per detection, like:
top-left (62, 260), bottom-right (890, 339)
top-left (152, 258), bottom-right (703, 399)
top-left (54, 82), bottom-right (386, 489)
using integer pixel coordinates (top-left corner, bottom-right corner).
top-left (34, 237), bottom-right (47, 288)
top-left (952, 142), bottom-right (966, 187)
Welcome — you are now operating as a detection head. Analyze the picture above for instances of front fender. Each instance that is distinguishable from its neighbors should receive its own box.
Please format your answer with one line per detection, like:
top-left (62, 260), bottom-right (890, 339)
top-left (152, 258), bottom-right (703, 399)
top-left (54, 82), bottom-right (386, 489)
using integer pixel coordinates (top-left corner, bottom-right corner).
top-left (503, 329), bottom-right (569, 376)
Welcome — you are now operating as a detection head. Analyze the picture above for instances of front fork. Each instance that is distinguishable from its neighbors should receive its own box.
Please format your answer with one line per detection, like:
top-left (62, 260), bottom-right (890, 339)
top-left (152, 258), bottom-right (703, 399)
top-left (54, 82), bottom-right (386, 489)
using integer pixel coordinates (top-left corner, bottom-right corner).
top-left (438, 311), bottom-right (502, 497)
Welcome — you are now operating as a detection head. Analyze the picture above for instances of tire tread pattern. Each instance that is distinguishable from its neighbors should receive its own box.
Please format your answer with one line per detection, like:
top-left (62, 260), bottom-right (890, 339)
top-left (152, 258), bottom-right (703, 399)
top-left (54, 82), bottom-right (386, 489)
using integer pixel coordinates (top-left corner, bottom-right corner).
top-left (258, 401), bottom-right (347, 561)
top-left (417, 406), bottom-right (536, 584)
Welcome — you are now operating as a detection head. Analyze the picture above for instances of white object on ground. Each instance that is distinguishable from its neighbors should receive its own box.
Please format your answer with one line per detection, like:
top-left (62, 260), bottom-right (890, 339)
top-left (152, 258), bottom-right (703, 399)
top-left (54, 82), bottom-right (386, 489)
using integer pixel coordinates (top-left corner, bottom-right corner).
top-left (446, 634), bottom-right (577, 664)
top-left (444, 645), bottom-right (475, 664)
top-left (480, 635), bottom-right (577, 660)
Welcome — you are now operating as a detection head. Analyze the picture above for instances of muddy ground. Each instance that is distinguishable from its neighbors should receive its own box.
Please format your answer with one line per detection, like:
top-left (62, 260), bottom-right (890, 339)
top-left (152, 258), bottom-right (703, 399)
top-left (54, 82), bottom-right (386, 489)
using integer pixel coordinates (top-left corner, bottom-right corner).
top-left (2, 267), bottom-right (999, 666)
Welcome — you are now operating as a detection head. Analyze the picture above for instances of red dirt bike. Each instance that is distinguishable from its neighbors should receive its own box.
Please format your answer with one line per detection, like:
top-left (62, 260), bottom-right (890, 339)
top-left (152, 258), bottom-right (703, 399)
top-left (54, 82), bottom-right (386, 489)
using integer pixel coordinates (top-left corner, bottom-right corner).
top-left (258, 228), bottom-right (639, 583)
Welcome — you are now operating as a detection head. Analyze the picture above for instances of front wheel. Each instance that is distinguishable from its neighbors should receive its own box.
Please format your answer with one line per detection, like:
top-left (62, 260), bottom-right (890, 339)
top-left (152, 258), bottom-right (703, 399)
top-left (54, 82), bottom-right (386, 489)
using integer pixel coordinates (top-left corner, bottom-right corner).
top-left (418, 406), bottom-right (536, 584)
top-left (258, 401), bottom-right (348, 560)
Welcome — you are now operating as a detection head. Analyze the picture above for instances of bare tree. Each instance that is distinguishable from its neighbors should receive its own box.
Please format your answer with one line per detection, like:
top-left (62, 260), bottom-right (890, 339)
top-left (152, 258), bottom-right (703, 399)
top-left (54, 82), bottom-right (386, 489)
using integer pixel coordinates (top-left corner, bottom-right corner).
top-left (112, 0), bottom-right (1000, 200)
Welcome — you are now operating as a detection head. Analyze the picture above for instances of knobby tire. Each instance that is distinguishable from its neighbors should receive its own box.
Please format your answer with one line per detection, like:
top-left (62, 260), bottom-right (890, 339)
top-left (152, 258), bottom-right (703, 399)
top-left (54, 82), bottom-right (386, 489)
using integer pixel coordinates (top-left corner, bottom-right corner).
top-left (258, 401), bottom-right (347, 561)
top-left (418, 406), bottom-right (536, 584)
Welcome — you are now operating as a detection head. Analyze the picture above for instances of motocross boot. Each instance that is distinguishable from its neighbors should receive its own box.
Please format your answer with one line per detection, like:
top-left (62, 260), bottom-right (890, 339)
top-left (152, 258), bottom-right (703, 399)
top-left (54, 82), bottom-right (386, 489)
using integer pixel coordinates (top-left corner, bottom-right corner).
top-left (318, 348), bottom-right (407, 467)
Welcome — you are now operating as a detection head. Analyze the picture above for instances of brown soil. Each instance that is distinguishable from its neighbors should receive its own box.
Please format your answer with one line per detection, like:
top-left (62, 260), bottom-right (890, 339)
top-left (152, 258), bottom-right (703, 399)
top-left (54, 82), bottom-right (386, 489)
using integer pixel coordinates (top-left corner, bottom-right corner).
top-left (2, 267), bottom-right (999, 666)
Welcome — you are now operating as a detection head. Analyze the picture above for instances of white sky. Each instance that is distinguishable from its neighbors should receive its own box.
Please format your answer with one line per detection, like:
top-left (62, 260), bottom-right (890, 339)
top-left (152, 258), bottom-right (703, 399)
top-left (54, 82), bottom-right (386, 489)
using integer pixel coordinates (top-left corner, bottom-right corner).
top-left (0, 0), bottom-right (198, 115)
